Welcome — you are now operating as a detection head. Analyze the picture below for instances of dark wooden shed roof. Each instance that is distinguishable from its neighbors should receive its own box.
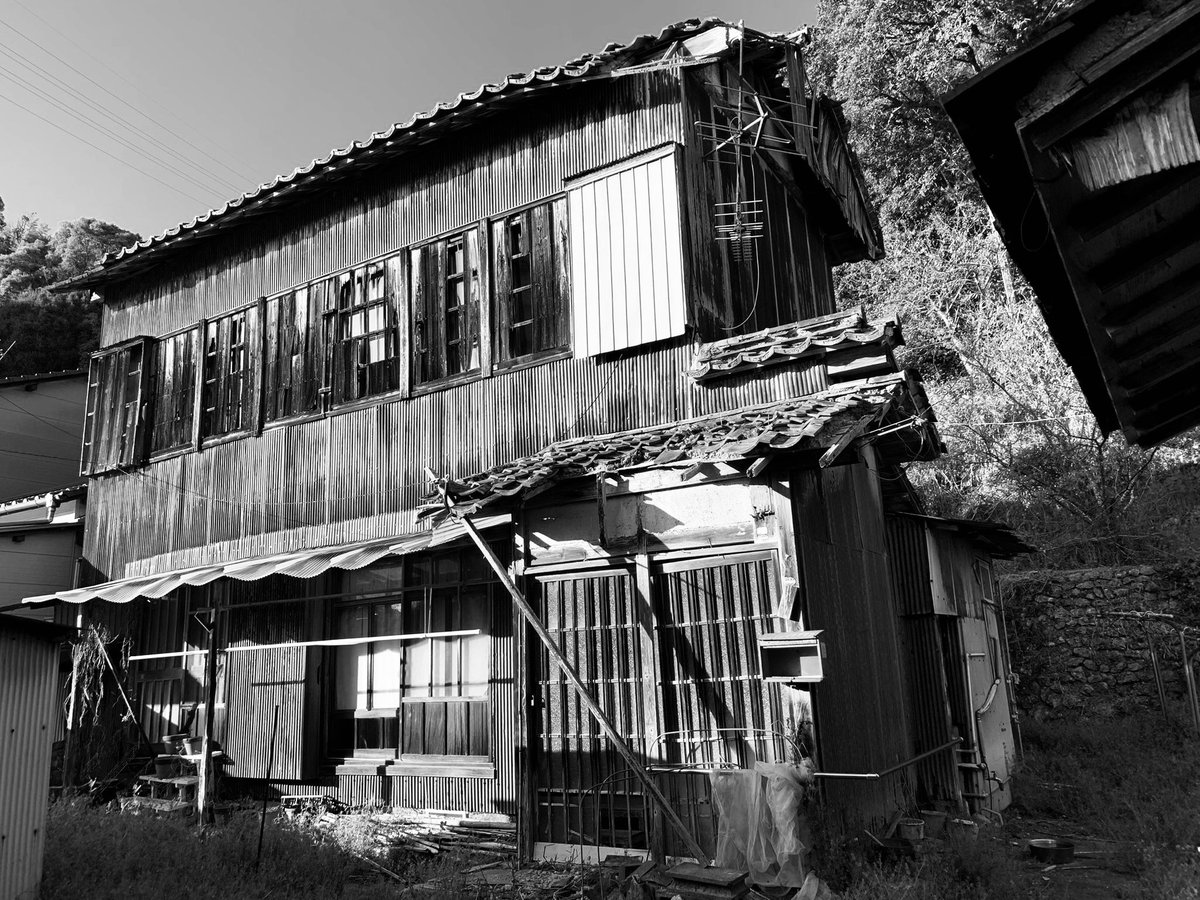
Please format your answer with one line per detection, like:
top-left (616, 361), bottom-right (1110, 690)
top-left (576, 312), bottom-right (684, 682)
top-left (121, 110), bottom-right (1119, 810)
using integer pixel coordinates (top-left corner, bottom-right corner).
top-left (945, 0), bottom-right (1200, 446)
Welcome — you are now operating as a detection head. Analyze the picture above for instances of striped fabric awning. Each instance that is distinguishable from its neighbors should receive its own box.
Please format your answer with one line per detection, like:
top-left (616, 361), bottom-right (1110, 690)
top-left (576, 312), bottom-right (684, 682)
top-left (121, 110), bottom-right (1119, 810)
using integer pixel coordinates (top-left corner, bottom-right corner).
top-left (23, 514), bottom-right (510, 606)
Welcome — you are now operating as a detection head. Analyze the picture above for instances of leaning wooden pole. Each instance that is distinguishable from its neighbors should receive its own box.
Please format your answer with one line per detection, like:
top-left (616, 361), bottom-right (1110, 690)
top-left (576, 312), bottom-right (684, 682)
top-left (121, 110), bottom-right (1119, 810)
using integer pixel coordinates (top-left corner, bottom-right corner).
top-left (437, 482), bottom-right (709, 864)
top-left (198, 604), bottom-right (221, 823)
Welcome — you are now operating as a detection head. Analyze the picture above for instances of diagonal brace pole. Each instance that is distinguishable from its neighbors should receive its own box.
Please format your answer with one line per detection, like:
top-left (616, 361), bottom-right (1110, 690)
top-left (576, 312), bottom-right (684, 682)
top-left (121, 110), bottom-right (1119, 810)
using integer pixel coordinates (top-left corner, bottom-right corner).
top-left (433, 478), bottom-right (709, 863)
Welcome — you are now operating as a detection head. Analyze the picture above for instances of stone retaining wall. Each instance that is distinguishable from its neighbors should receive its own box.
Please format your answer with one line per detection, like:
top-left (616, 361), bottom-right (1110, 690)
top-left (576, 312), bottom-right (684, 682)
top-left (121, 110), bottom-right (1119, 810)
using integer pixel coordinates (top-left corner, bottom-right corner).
top-left (1001, 562), bottom-right (1200, 720)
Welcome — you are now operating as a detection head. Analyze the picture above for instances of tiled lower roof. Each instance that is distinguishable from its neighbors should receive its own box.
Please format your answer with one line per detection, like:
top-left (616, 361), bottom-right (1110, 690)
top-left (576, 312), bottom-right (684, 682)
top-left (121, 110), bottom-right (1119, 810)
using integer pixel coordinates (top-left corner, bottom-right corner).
top-left (433, 373), bottom-right (931, 514)
top-left (687, 309), bottom-right (900, 381)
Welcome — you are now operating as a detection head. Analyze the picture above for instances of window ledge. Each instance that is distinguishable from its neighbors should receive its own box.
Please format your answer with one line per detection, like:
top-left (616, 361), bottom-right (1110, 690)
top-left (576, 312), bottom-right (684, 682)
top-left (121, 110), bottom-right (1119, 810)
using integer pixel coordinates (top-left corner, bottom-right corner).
top-left (492, 348), bottom-right (571, 376)
top-left (411, 370), bottom-right (481, 397)
top-left (328, 762), bottom-right (388, 776)
top-left (198, 430), bottom-right (251, 451)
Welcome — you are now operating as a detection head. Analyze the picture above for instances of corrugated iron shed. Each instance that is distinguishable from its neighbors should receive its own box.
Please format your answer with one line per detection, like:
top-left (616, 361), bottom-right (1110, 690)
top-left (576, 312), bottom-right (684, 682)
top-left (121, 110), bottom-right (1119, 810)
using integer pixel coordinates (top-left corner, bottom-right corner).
top-left (0, 615), bottom-right (73, 900)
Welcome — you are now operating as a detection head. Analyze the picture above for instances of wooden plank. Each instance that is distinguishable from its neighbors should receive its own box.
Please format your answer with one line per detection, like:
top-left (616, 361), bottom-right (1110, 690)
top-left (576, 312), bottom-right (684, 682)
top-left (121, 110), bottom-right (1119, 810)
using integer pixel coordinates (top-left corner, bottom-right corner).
top-left (403, 702), bottom-right (425, 756)
top-left (447, 699), bottom-right (470, 755)
top-left (191, 318), bottom-right (207, 450)
top-left (551, 197), bottom-right (570, 352)
top-left (452, 507), bottom-right (710, 864)
top-left (658, 153), bottom-right (686, 338)
top-left (386, 253), bottom-right (409, 397)
top-left (531, 203), bottom-right (554, 354)
top-left (248, 299), bottom-right (264, 435)
top-left (491, 219), bottom-right (511, 364)
top-left (477, 217), bottom-right (493, 377)
top-left (466, 225), bottom-right (483, 370)
top-left (606, 171), bottom-right (628, 354)
top-left (425, 701), bottom-right (448, 755)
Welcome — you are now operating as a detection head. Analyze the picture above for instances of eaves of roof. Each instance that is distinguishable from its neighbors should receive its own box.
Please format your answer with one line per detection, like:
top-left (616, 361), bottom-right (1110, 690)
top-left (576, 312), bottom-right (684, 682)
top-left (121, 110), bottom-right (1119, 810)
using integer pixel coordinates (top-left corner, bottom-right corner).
top-left (687, 308), bottom-right (901, 381)
top-left (0, 369), bottom-right (86, 388)
top-left (59, 17), bottom-right (745, 293)
top-left (431, 373), bottom-right (938, 516)
top-left (896, 512), bottom-right (1035, 559)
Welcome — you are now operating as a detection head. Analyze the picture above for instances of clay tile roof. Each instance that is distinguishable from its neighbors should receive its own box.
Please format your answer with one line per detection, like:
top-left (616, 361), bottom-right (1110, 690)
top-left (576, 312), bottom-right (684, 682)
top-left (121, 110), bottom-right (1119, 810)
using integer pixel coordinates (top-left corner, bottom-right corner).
top-left (433, 374), bottom-right (930, 515)
top-left (687, 308), bottom-right (902, 381)
top-left (62, 17), bottom-right (745, 291)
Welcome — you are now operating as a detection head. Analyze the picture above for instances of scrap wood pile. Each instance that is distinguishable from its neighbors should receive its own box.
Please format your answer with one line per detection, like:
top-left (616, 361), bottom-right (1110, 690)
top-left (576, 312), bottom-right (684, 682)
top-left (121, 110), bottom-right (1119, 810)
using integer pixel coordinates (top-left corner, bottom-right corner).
top-left (284, 797), bottom-right (517, 858)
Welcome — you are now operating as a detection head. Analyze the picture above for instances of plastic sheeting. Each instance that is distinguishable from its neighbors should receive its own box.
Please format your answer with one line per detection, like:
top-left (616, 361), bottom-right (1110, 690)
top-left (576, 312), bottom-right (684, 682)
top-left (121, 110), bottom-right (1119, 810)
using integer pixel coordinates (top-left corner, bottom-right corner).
top-left (710, 759), bottom-right (815, 888)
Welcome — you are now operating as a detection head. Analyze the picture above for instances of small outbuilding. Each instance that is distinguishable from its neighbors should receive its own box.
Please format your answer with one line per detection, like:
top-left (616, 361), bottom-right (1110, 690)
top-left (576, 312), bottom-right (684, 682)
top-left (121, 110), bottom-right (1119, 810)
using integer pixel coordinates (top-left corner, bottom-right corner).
top-left (0, 615), bottom-right (72, 900)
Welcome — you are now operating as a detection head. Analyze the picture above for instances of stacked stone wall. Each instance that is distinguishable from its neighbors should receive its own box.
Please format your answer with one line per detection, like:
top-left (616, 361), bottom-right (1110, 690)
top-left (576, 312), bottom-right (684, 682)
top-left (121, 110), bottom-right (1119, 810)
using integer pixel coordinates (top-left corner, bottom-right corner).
top-left (1001, 561), bottom-right (1200, 720)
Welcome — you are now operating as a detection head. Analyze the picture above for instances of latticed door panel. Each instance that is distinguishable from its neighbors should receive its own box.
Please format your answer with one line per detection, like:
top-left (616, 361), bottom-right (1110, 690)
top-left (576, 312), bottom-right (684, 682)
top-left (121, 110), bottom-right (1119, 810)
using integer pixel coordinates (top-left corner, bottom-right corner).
top-left (534, 568), bottom-right (653, 849)
top-left (654, 551), bottom-right (785, 857)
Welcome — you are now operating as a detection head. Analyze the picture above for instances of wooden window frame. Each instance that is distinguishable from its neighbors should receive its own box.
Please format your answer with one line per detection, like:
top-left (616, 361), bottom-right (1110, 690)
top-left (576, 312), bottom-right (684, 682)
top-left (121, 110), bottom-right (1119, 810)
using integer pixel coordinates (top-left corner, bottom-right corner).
top-left (147, 325), bottom-right (201, 459)
top-left (80, 336), bottom-right (151, 476)
top-left (490, 197), bottom-right (570, 370)
top-left (326, 549), bottom-right (496, 765)
top-left (331, 258), bottom-right (405, 406)
top-left (200, 307), bottom-right (255, 441)
top-left (263, 283), bottom-right (326, 424)
top-left (411, 227), bottom-right (482, 389)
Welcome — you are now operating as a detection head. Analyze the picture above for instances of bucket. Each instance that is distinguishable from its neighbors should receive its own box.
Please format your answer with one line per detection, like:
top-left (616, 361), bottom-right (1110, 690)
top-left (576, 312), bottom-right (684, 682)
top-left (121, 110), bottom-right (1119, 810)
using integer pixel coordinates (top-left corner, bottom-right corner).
top-left (896, 818), bottom-right (925, 841)
top-left (163, 733), bottom-right (189, 753)
top-left (184, 737), bottom-right (204, 755)
top-left (154, 755), bottom-right (180, 778)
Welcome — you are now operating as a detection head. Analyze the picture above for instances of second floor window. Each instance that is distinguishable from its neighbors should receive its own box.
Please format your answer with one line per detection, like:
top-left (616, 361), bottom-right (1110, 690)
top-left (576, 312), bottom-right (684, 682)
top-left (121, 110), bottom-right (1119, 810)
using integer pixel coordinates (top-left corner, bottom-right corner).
top-left (492, 199), bottom-right (569, 366)
top-left (333, 261), bottom-right (402, 404)
top-left (412, 229), bottom-right (481, 386)
top-left (202, 310), bottom-right (251, 438)
top-left (264, 285), bottom-right (324, 422)
top-left (149, 327), bottom-right (199, 454)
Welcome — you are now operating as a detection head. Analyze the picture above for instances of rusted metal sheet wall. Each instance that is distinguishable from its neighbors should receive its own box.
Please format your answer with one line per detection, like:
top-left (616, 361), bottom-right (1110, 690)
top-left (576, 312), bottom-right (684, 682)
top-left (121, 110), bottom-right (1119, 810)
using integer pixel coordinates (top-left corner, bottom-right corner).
top-left (567, 149), bottom-right (687, 357)
top-left (87, 343), bottom-right (828, 579)
top-left (884, 517), bottom-right (960, 804)
top-left (102, 76), bottom-right (686, 344)
top-left (0, 623), bottom-right (61, 900)
top-left (792, 463), bottom-right (915, 825)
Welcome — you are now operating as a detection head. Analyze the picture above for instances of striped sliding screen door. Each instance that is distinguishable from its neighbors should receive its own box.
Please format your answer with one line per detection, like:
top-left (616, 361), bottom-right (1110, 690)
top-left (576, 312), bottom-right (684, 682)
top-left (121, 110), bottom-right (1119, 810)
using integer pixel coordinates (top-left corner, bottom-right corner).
top-left (567, 147), bottom-right (687, 357)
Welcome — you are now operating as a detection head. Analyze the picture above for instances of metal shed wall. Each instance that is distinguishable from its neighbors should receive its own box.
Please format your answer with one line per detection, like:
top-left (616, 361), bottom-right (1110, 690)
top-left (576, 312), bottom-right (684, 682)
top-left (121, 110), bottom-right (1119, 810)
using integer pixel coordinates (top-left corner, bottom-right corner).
top-left (0, 621), bottom-right (63, 900)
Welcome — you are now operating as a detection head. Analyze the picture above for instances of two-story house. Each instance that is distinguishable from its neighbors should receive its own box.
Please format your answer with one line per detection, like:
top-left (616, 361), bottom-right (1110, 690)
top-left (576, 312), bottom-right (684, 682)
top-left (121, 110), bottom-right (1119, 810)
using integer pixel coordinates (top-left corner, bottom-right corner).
top-left (28, 19), bottom-right (1024, 862)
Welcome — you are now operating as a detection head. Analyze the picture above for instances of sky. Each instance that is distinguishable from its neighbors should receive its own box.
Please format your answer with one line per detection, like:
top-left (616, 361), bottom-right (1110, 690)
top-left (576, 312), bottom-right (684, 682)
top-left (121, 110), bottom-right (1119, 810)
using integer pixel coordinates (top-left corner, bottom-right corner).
top-left (0, 0), bottom-right (819, 241)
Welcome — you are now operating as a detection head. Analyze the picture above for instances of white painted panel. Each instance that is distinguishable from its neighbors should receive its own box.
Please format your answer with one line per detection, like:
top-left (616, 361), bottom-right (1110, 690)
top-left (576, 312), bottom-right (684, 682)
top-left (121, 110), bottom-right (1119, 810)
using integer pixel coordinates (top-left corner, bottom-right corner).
top-left (568, 148), bottom-right (687, 357)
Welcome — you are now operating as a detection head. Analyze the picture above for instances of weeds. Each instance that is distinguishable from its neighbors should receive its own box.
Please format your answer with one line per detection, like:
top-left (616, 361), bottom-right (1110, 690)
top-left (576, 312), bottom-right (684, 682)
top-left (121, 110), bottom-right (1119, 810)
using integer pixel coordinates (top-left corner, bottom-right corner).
top-left (41, 798), bottom-right (374, 900)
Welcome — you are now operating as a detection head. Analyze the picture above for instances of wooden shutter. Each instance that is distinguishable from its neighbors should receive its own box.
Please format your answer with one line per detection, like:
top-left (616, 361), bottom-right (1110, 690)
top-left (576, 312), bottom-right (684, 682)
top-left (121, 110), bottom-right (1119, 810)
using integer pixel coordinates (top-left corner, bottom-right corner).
top-left (148, 328), bottom-right (199, 454)
top-left (81, 338), bottom-right (150, 475)
top-left (386, 252), bottom-right (410, 397)
top-left (568, 148), bottom-right (687, 357)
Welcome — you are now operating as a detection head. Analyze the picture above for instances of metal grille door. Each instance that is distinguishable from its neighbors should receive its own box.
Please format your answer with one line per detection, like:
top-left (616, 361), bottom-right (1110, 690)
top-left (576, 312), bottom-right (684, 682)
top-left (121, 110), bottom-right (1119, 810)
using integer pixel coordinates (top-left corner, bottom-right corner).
top-left (534, 568), bottom-right (653, 850)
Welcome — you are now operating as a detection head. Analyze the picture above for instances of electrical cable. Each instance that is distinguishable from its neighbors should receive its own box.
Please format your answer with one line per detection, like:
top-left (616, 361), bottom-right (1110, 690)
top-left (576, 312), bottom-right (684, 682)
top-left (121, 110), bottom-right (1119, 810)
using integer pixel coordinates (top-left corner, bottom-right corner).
top-left (0, 14), bottom-right (254, 188)
top-left (0, 92), bottom-right (212, 205)
top-left (11, 0), bottom-right (257, 183)
top-left (0, 57), bottom-right (233, 200)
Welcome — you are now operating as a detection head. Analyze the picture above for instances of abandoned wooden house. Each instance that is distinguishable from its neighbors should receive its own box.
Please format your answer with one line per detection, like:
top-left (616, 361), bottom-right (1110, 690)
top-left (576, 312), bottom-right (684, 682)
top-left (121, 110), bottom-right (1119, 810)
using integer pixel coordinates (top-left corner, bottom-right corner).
top-left (29, 19), bottom-right (1026, 861)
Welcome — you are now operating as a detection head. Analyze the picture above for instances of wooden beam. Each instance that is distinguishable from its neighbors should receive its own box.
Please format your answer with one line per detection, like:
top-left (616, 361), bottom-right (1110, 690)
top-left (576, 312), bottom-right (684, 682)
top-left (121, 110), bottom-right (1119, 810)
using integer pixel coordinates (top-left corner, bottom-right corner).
top-left (198, 601), bottom-right (221, 823)
top-left (447, 494), bottom-right (710, 864)
top-left (818, 414), bottom-right (875, 468)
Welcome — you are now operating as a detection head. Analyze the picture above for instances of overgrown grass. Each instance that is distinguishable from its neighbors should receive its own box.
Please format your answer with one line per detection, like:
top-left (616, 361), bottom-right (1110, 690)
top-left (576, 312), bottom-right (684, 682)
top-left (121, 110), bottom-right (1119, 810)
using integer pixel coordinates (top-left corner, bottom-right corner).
top-left (1012, 707), bottom-right (1200, 899)
top-left (40, 799), bottom-right (382, 900)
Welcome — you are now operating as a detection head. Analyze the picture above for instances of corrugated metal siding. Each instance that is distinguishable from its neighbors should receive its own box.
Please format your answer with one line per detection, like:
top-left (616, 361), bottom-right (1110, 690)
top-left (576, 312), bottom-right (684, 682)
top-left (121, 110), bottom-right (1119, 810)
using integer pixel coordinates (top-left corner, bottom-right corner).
top-left (568, 150), bottom-right (687, 357)
top-left (0, 626), bottom-right (61, 900)
top-left (885, 518), bottom-right (959, 805)
top-left (89, 340), bottom-right (834, 579)
top-left (792, 463), bottom-right (915, 826)
top-left (886, 518), bottom-right (932, 617)
top-left (103, 75), bottom-right (686, 344)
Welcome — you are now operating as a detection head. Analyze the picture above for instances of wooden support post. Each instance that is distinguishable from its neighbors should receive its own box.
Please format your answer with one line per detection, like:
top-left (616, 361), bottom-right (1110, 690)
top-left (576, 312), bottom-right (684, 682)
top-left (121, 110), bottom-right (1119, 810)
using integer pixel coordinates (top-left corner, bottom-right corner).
top-left (62, 645), bottom-right (81, 790)
top-left (451, 503), bottom-right (710, 864)
top-left (198, 604), bottom-right (221, 823)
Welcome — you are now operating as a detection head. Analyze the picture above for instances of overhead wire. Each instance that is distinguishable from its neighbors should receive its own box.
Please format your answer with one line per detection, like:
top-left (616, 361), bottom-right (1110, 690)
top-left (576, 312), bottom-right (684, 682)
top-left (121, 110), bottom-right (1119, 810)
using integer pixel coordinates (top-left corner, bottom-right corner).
top-left (0, 59), bottom-right (231, 201)
top-left (10, 0), bottom-right (257, 185)
top-left (0, 15), bottom-right (253, 192)
top-left (0, 34), bottom-right (244, 196)
top-left (0, 92), bottom-right (211, 205)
